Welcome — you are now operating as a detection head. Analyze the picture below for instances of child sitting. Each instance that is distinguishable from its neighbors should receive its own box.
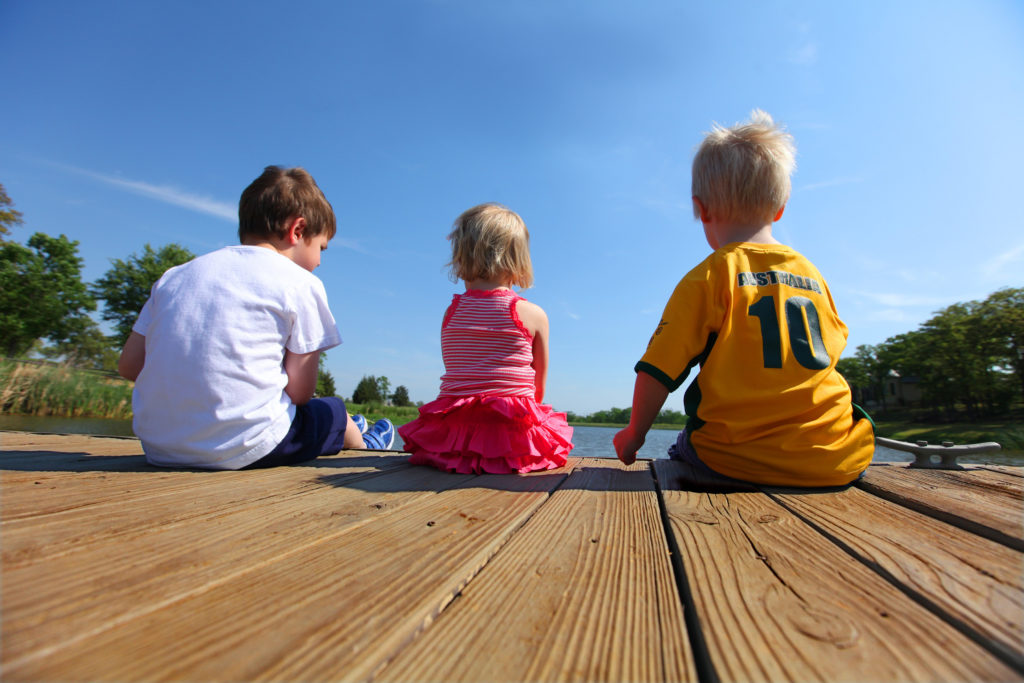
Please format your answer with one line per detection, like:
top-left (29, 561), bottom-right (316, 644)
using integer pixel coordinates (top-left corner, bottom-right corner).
top-left (118, 165), bottom-right (393, 469)
top-left (399, 203), bottom-right (574, 474)
top-left (614, 111), bottom-right (873, 486)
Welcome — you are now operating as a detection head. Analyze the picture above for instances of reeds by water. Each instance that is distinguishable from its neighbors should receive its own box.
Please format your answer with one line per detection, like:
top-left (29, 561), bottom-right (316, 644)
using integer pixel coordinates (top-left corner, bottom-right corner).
top-left (0, 362), bottom-right (420, 425)
top-left (0, 360), bottom-right (133, 420)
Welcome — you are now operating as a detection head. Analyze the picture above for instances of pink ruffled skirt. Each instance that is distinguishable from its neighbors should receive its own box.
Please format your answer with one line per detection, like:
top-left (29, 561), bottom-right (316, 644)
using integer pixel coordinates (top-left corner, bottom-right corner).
top-left (398, 395), bottom-right (574, 474)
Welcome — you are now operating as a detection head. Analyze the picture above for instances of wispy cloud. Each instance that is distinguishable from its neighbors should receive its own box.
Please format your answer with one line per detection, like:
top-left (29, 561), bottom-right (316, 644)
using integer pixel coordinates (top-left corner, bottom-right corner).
top-left (48, 161), bottom-right (237, 222)
top-left (850, 289), bottom-right (953, 308)
top-left (332, 237), bottom-right (368, 254)
top-left (983, 243), bottom-right (1024, 278)
top-left (797, 176), bottom-right (863, 193)
top-left (789, 42), bottom-right (818, 66)
top-left (865, 308), bottom-right (915, 323)
top-left (51, 161), bottom-right (370, 252)
top-left (788, 22), bottom-right (818, 66)
top-left (558, 301), bottom-right (581, 320)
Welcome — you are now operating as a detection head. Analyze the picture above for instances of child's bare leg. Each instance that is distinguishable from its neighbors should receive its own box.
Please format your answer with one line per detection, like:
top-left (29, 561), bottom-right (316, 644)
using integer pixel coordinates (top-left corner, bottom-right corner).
top-left (342, 414), bottom-right (366, 449)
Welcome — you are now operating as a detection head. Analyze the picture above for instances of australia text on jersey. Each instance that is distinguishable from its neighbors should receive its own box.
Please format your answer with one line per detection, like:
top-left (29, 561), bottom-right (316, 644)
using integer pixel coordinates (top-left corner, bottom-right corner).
top-left (737, 270), bottom-right (822, 294)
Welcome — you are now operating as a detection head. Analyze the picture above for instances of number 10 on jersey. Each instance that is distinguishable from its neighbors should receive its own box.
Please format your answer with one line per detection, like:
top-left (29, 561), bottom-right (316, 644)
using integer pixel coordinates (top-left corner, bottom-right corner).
top-left (748, 295), bottom-right (831, 370)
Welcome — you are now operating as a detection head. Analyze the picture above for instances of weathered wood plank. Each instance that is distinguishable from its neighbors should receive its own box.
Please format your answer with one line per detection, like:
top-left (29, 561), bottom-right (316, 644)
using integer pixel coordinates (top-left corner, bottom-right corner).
top-left (0, 433), bottom-right (148, 476)
top-left (1, 454), bottom-right (413, 569)
top-left (978, 464), bottom-right (1024, 478)
top-left (1, 432), bottom-right (143, 456)
top-left (0, 450), bottom-right (409, 521)
top-left (858, 464), bottom-right (1024, 551)
top-left (1, 458), bottom-right (482, 670)
top-left (2, 462), bottom-right (579, 682)
top-left (768, 484), bottom-right (1024, 668)
top-left (653, 460), bottom-right (1018, 682)
top-left (378, 459), bottom-right (694, 683)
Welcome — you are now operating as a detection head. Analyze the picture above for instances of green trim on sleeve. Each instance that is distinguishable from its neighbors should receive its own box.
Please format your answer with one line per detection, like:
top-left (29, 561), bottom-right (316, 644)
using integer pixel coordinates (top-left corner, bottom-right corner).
top-left (635, 361), bottom-right (688, 392)
top-left (635, 331), bottom-right (718, 394)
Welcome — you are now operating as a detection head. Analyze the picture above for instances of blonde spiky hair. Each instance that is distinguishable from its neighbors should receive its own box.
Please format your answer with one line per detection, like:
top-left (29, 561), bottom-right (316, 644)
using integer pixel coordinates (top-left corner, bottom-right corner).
top-left (691, 109), bottom-right (796, 224)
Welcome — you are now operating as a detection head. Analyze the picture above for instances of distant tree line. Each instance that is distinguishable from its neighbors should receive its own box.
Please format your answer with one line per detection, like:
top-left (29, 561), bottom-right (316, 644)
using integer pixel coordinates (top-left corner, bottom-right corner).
top-left (566, 407), bottom-right (686, 426)
top-left (836, 288), bottom-right (1023, 419)
top-left (352, 375), bottom-right (413, 407)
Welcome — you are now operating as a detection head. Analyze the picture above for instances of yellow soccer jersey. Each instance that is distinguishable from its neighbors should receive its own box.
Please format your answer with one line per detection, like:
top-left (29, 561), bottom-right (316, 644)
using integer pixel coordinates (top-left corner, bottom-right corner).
top-left (637, 243), bottom-right (873, 486)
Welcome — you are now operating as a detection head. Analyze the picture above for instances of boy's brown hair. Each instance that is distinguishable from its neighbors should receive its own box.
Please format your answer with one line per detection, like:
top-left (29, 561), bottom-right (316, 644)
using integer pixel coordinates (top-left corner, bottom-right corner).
top-left (238, 166), bottom-right (336, 242)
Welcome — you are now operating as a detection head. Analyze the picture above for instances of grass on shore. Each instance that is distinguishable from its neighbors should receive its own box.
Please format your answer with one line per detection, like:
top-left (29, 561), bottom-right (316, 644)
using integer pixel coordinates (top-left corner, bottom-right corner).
top-left (344, 402), bottom-right (420, 427)
top-left (1, 360), bottom-right (133, 420)
top-left (0, 360), bottom-right (423, 426)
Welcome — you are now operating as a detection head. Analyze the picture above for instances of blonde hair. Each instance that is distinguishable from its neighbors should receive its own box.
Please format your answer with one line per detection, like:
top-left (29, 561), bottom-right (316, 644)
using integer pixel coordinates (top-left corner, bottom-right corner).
top-left (447, 203), bottom-right (533, 288)
top-left (691, 109), bottom-right (796, 224)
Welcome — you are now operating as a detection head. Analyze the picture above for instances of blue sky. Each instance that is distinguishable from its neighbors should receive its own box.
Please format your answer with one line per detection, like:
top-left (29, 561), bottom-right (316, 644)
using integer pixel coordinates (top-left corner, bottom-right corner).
top-left (2, 1), bottom-right (1023, 415)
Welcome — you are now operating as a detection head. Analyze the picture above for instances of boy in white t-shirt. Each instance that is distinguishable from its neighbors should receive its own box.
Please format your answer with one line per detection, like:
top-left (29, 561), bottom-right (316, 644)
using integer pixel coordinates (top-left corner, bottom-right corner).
top-left (118, 166), bottom-right (394, 470)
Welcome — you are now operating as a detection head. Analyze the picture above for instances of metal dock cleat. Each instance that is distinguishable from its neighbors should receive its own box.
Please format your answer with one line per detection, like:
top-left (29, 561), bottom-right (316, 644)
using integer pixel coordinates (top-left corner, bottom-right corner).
top-left (875, 436), bottom-right (1002, 470)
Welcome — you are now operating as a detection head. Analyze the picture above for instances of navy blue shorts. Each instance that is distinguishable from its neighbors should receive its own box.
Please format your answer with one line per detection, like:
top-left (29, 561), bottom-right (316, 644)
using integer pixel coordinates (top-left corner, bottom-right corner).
top-left (244, 397), bottom-right (350, 469)
top-left (669, 420), bottom-right (870, 486)
top-left (667, 428), bottom-right (752, 486)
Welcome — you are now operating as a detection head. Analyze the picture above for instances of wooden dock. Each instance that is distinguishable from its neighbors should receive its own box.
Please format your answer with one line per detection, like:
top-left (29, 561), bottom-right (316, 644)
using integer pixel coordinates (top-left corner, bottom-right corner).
top-left (2, 431), bottom-right (1022, 682)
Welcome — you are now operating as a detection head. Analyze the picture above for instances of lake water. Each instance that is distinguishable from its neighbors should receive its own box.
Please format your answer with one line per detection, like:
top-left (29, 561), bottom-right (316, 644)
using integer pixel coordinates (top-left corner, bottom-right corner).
top-left (565, 426), bottom-right (1013, 465)
top-left (1, 417), bottom-right (1019, 466)
top-left (566, 425), bottom-right (1024, 467)
top-left (0, 414), bottom-right (136, 438)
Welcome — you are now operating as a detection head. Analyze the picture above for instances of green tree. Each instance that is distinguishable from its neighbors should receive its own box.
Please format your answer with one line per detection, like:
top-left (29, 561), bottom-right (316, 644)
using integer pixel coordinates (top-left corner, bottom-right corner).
top-left (391, 385), bottom-right (411, 407)
top-left (40, 324), bottom-right (120, 372)
top-left (856, 344), bottom-right (892, 411)
top-left (0, 183), bottom-right (24, 240)
top-left (656, 408), bottom-right (686, 425)
top-left (980, 287), bottom-right (1024, 400)
top-left (880, 299), bottom-right (1015, 417)
top-left (352, 375), bottom-right (383, 403)
top-left (836, 355), bottom-right (869, 404)
top-left (91, 243), bottom-right (195, 346)
top-left (316, 354), bottom-right (337, 397)
top-left (376, 376), bottom-right (391, 405)
top-left (0, 233), bottom-right (97, 357)
top-left (914, 302), bottom-right (1002, 416)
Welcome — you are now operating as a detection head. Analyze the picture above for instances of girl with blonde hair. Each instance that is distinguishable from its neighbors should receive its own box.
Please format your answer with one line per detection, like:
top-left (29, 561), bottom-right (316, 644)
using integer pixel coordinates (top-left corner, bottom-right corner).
top-left (399, 203), bottom-right (574, 473)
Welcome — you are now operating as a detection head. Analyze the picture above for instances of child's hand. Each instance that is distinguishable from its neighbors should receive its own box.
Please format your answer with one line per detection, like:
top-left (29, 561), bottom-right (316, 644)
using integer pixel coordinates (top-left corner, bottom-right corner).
top-left (613, 426), bottom-right (644, 466)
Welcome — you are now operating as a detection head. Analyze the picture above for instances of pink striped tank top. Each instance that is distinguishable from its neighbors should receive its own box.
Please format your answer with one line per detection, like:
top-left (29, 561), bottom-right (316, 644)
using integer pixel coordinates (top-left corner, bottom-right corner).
top-left (438, 289), bottom-right (536, 398)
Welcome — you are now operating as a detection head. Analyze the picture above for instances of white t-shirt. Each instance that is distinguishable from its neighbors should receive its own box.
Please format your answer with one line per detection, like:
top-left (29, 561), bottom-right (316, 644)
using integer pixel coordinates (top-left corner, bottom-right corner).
top-left (131, 245), bottom-right (341, 469)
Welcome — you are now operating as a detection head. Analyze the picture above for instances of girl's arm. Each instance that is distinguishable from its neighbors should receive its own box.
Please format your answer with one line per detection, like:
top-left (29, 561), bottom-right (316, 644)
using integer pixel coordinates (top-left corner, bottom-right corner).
top-left (283, 349), bottom-right (321, 405)
top-left (516, 299), bottom-right (549, 403)
top-left (613, 371), bottom-right (670, 465)
top-left (118, 332), bottom-right (146, 381)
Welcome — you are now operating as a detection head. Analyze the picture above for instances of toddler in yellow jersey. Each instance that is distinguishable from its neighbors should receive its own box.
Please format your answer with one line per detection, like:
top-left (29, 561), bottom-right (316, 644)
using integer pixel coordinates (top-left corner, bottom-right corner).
top-left (613, 110), bottom-right (874, 487)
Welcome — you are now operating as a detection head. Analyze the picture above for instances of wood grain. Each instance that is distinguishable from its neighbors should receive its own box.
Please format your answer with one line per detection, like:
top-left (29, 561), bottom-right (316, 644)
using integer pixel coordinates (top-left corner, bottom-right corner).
top-left (2, 459), bottom-right (575, 682)
top-left (378, 459), bottom-right (694, 683)
top-left (654, 459), bottom-right (1018, 682)
top-left (769, 484), bottom-right (1024, 667)
top-left (2, 452), bottom-right (475, 672)
top-left (4, 433), bottom-right (1022, 683)
top-left (859, 464), bottom-right (1024, 550)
